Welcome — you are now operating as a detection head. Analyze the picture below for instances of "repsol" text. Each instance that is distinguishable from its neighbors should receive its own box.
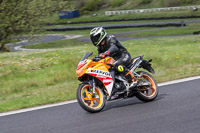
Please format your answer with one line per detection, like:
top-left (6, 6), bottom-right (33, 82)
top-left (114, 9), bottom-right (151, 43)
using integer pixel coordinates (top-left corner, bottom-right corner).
top-left (90, 69), bottom-right (111, 77)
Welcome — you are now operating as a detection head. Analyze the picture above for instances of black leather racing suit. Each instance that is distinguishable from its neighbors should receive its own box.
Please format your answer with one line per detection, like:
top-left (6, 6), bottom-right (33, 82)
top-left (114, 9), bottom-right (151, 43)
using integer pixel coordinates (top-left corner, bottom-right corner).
top-left (97, 35), bottom-right (132, 75)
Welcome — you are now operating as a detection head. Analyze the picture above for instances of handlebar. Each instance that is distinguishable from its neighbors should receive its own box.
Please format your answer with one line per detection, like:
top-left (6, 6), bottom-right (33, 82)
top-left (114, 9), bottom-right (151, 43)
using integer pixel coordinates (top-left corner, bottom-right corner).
top-left (92, 56), bottom-right (101, 62)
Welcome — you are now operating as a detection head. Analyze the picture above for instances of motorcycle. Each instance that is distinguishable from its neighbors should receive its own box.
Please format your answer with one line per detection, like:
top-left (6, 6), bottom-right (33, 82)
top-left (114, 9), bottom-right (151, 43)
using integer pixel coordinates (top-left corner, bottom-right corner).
top-left (76, 52), bottom-right (158, 113)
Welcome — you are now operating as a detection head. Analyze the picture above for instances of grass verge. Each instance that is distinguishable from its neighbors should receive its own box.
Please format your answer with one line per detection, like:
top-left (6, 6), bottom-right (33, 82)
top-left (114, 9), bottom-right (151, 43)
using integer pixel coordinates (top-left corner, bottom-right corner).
top-left (47, 10), bottom-right (200, 24)
top-left (0, 35), bottom-right (200, 112)
top-left (45, 18), bottom-right (200, 27)
top-left (23, 25), bottom-right (200, 49)
top-left (125, 25), bottom-right (200, 37)
top-left (22, 27), bottom-right (157, 49)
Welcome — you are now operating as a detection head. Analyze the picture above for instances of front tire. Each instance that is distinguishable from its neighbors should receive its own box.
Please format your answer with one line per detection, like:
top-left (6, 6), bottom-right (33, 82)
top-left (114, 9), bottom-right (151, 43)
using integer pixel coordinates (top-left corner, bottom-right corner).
top-left (136, 71), bottom-right (158, 102)
top-left (76, 83), bottom-right (106, 113)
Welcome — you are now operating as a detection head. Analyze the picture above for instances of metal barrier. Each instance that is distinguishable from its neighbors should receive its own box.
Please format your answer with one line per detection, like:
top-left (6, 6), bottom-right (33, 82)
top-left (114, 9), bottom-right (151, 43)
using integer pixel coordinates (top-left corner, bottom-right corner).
top-left (105, 5), bottom-right (200, 16)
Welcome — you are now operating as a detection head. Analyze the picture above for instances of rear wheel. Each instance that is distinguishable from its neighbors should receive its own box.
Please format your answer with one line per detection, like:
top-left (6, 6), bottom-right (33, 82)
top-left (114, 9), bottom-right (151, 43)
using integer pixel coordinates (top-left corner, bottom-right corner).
top-left (136, 71), bottom-right (158, 102)
top-left (76, 83), bottom-right (106, 113)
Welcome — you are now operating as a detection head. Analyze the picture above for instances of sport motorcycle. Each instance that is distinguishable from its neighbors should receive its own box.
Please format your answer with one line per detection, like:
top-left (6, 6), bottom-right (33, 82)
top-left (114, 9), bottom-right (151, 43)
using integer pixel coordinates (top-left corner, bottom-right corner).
top-left (76, 52), bottom-right (158, 113)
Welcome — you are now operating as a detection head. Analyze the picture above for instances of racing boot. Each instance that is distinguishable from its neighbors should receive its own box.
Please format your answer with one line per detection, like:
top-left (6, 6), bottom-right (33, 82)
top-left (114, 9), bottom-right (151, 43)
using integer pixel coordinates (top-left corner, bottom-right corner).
top-left (124, 71), bottom-right (138, 89)
top-left (116, 65), bottom-right (138, 89)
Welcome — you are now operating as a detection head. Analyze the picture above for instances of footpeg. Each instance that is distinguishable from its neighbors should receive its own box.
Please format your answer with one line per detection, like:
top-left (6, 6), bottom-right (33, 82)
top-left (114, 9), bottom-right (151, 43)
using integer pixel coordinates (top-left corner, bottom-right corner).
top-left (116, 89), bottom-right (127, 95)
top-left (128, 81), bottom-right (138, 90)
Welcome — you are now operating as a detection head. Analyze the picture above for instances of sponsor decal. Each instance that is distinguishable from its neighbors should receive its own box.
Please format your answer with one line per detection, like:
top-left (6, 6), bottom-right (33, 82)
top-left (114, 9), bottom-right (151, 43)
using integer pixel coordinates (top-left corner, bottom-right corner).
top-left (88, 69), bottom-right (111, 77)
top-left (118, 65), bottom-right (124, 72)
top-left (87, 69), bottom-right (114, 95)
top-left (103, 79), bottom-right (113, 86)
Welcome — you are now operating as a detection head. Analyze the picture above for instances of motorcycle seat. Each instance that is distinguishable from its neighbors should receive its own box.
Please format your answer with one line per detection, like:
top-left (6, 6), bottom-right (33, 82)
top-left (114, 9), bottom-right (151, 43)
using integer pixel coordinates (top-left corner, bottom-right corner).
top-left (127, 55), bottom-right (143, 69)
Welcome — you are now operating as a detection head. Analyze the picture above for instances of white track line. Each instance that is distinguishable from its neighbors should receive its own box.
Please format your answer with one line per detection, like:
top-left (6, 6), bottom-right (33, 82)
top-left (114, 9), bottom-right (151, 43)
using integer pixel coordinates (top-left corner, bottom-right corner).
top-left (0, 100), bottom-right (77, 117)
top-left (14, 35), bottom-right (82, 51)
top-left (158, 76), bottom-right (200, 86)
top-left (0, 76), bottom-right (200, 117)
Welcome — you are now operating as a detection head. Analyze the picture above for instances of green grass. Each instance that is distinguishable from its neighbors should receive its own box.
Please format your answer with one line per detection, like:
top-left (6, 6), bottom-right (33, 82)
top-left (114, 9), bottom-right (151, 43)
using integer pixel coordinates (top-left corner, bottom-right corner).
top-left (23, 27), bottom-right (158, 49)
top-left (125, 25), bottom-right (200, 37)
top-left (22, 39), bottom-right (86, 49)
top-left (23, 25), bottom-right (200, 49)
top-left (42, 27), bottom-right (155, 36)
top-left (0, 35), bottom-right (200, 112)
top-left (45, 18), bottom-right (200, 28)
top-left (47, 10), bottom-right (200, 24)
top-left (69, 0), bottom-right (200, 16)
top-left (0, 49), bottom-right (85, 112)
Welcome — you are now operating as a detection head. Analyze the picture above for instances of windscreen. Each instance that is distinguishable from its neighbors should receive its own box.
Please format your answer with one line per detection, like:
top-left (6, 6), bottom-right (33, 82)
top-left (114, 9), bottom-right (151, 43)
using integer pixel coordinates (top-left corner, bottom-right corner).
top-left (80, 52), bottom-right (93, 61)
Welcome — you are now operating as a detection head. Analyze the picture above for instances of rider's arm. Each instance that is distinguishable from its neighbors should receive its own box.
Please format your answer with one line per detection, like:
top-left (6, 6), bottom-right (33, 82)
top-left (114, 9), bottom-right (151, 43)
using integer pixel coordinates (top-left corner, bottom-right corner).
top-left (105, 36), bottom-right (119, 56)
top-left (97, 46), bottom-right (101, 55)
top-left (99, 44), bottom-right (118, 58)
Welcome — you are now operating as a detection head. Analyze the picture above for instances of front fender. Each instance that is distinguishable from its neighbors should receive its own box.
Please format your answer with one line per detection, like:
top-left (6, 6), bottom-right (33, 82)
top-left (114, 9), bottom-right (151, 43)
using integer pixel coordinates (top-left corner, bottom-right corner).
top-left (81, 79), bottom-right (94, 88)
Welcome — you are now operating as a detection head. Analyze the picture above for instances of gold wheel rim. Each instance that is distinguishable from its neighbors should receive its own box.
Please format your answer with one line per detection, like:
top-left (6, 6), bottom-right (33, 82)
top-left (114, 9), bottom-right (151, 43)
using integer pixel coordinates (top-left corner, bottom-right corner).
top-left (81, 85), bottom-right (103, 109)
top-left (140, 74), bottom-right (157, 98)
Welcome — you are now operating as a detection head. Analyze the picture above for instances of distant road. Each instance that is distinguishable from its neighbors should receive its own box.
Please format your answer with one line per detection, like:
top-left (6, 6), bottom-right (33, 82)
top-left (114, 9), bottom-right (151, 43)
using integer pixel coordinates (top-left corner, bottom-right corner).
top-left (6, 34), bottom-right (81, 52)
top-left (6, 19), bottom-right (200, 51)
top-left (45, 21), bottom-right (185, 31)
top-left (77, 27), bottom-right (193, 42)
top-left (0, 78), bottom-right (200, 133)
top-left (45, 20), bottom-right (200, 31)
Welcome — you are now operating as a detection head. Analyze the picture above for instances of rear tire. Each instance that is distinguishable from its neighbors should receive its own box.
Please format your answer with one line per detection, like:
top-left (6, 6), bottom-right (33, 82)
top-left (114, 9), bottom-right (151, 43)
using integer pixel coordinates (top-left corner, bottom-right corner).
top-left (136, 71), bottom-right (158, 102)
top-left (76, 83), bottom-right (106, 113)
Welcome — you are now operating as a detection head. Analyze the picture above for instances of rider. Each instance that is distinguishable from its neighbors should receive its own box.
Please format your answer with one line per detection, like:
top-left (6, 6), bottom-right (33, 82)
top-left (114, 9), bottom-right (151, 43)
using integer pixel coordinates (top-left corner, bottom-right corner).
top-left (90, 27), bottom-right (135, 87)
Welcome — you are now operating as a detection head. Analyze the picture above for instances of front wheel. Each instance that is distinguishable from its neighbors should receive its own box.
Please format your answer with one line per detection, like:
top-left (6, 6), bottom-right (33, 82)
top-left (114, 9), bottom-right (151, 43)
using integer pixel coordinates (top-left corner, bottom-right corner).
top-left (136, 71), bottom-right (158, 102)
top-left (76, 83), bottom-right (106, 113)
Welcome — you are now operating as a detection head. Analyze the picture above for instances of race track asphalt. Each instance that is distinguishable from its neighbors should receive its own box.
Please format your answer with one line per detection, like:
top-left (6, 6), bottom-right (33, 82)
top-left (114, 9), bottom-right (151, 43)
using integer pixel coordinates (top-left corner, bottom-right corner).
top-left (45, 20), bottom-right (200, 31)
top-left (0, 78), bottom-right (200, 133)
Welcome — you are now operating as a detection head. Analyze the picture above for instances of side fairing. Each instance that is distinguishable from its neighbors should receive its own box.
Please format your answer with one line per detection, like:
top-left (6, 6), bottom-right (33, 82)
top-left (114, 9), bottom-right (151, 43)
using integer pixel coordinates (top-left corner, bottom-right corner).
top-left (86, 67), bottom-right (114, 96)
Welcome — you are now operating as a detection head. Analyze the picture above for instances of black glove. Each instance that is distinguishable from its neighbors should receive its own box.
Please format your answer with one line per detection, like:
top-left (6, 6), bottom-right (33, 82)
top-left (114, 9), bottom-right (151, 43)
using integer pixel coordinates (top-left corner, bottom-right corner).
top-left (99, 51), bottom-right (109, 59)
top-left (92, 56), bottom-right (101, 62)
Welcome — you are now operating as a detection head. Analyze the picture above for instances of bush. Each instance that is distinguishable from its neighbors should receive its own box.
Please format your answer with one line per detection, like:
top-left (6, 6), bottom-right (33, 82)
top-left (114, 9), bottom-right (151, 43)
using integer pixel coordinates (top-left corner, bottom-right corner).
top-left (180, 0), bottom-right (197, 4)
top-left (140, 0), bottom-right (152, 5)
top-left (164, 0), bottom-right (180, 7)
top-left (109, 0), bottom-right (126, 7)
top-left (84, 0), bottom-right (102, 11)
top-left (0, 46), bottom-right (10, 52)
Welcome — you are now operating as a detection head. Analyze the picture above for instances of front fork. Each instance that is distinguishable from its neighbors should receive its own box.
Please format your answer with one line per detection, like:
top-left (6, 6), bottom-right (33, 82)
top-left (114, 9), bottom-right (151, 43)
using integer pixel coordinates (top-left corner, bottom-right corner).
top-left (92, 78), bottom-right (96, 97)
top-left (88, 78), bottom-right (96, 97)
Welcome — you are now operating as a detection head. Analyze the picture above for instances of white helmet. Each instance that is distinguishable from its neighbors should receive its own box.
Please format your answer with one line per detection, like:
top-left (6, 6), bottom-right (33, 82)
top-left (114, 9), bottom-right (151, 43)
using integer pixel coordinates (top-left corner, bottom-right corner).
top-left (90, 27), bottom-right (107, 46)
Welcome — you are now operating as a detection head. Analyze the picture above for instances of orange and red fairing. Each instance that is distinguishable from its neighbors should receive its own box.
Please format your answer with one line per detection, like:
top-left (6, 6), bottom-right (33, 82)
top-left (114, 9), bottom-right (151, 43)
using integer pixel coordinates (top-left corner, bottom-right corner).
top-left (76, 57), bottom-right (115, 96)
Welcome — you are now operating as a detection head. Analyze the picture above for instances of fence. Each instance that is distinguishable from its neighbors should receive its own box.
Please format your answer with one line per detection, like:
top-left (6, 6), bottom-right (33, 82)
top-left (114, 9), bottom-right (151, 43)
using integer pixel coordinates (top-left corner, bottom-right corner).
top-left (105, 5), bottom-right (200, 16)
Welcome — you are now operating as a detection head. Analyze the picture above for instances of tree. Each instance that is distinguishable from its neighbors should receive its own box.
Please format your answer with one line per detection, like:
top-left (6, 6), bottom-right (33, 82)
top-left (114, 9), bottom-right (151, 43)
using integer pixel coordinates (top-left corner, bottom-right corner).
top-left (0, 0), bottom-right (69, 52)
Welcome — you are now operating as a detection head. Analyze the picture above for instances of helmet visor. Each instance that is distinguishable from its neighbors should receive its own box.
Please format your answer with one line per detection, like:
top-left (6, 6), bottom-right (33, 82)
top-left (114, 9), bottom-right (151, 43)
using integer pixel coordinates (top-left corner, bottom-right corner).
top-left (90, 33), bottom-right (101, 46)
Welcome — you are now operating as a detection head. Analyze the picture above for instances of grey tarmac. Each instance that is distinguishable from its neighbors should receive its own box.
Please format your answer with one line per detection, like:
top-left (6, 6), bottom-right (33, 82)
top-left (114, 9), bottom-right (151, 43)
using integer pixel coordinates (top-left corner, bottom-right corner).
top-left (0, 78), bottom-right (200, 133)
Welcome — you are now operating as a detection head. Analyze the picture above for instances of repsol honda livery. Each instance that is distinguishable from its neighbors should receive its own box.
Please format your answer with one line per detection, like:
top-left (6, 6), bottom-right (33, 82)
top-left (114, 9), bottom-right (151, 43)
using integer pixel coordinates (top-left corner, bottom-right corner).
top-left (76, 52), bottom-right (158, 113)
